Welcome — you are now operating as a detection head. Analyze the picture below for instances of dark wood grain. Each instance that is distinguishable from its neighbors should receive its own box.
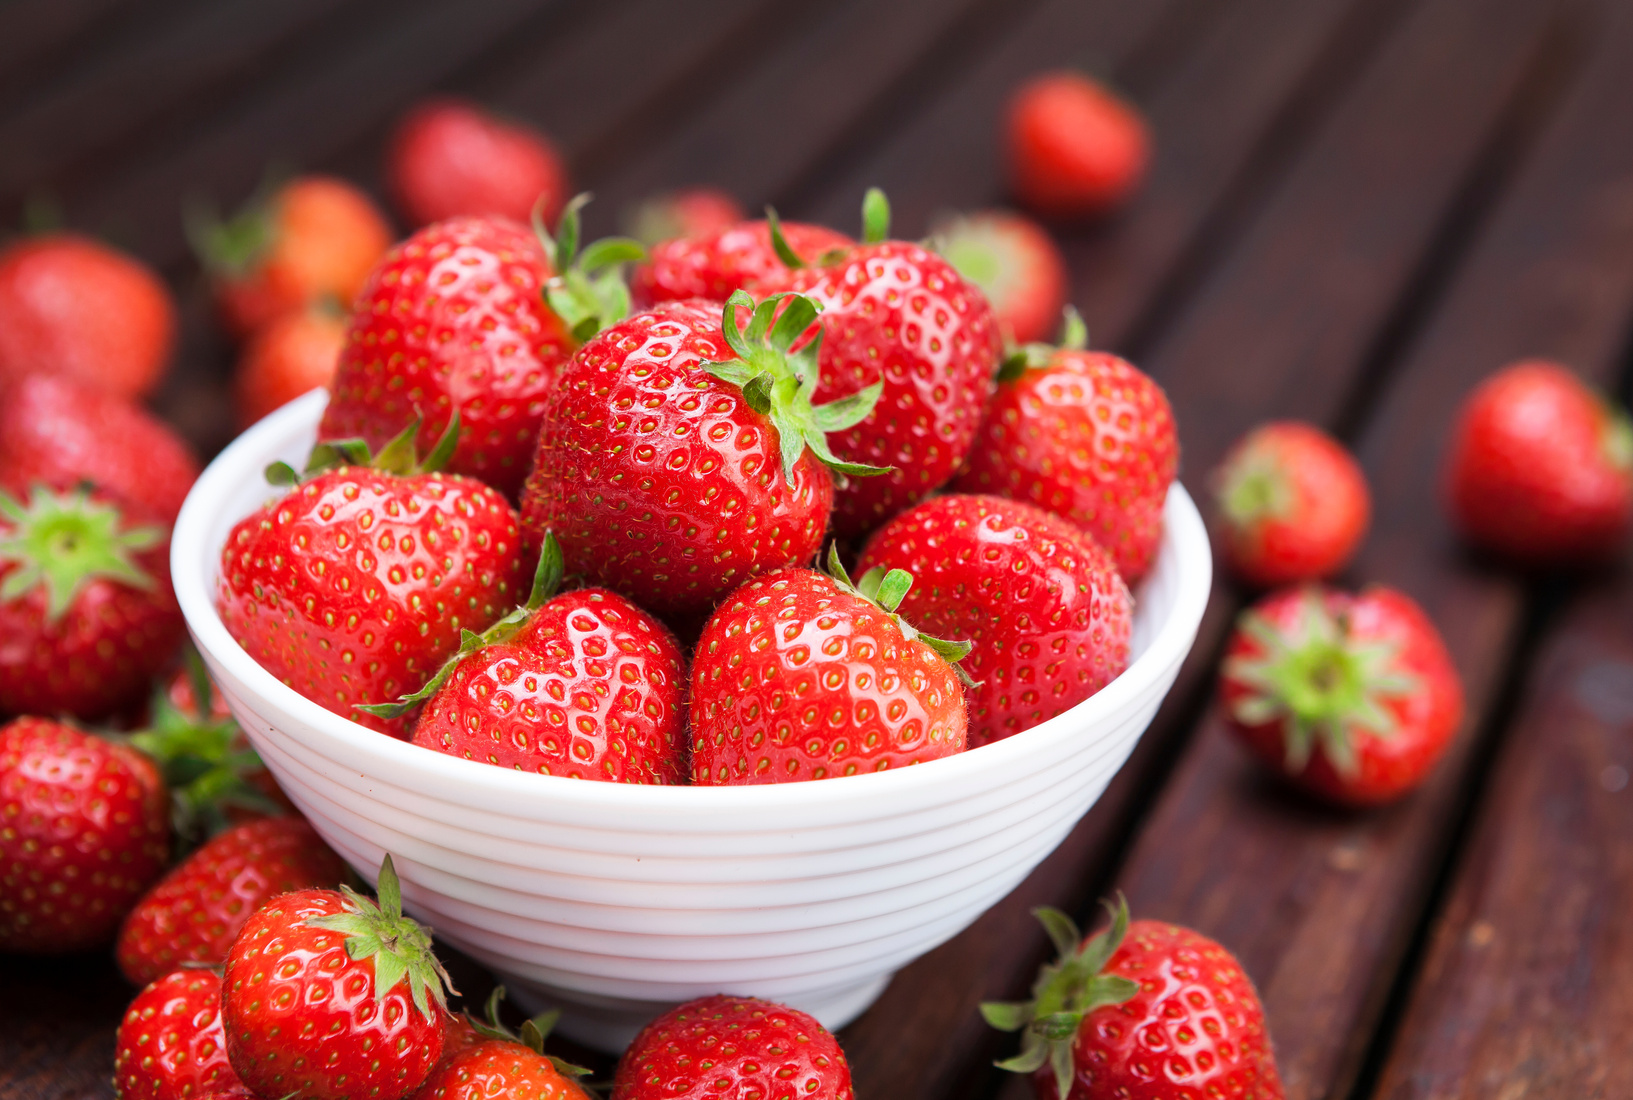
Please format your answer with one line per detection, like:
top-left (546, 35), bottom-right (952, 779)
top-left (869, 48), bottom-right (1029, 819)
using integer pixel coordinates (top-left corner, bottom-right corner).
top-left (1368, 578), bottom-right (1633, 1099)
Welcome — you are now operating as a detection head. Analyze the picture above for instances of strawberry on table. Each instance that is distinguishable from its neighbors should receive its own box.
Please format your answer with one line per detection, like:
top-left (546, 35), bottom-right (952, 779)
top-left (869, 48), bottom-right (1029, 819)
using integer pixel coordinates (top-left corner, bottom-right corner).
top-left (388, 98), bottom-right (569, 229)
top-left (1443, 359), bottom-right (1633, 564)
top-left (0, 371), bottom-right (199, 523)
top-left (1006, 71), bottom-right (1150, 219)
top-left (984, 898), bottom-right (1283, 1100)
top-left (116, 817), bottom-right (347, 987)
top-left (233, 300), bottom-right (347, 428)
top-left (934, 209), bottom-right (1067, 345)
top-left (115, 969), bottom-right (252, 1100)
top-left (766, 190), bottom-right (1002, 538)
top-left (217, 417), bottom-right (525, 737)
top-left (0, 717), bottom-right (170, 953)
top-left (625, 186), bottom-right (746, 248)
top-left (362, 534), bottom-right (687, 783)
top-left (223, 854), bottom-right (452, 1100)
top-left (858, 494), bottom-right (1132, 747)
top-left (952, 309), bottom-right (1177, 581)
top-left (0, 484), bottom-right (185, 720)
top-left (409, 987), bottom-right (591, 1100)
top-left (613, 994), bottom-right (854, 1100)
top-left (0, 232), bottom-right (175, 398)
top-left (630, 214), bottom-right (851, 307)
top-left (1212, 421), bottom-right (1370, 588)
top-left (191, 175), bottom-right (392, 337)
top-left (1221, 584), bottom-right (1463, 806)
top-left (521, 291), bottom-right (882, 624)
top-left (691, 546), bottom-right (971, 784)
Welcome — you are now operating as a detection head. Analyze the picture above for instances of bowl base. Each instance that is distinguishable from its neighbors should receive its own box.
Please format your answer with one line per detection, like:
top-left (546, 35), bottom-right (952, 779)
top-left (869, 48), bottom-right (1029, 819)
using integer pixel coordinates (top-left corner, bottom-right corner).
top-left (501, 971), bottom-right (895, 1052)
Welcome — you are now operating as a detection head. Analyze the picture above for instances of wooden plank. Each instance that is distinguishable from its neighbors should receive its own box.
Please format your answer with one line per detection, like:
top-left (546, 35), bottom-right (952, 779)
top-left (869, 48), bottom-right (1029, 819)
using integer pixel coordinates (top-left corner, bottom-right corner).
top-left (1368, 578), bottom-right (1633, 1098)
top-left (0, 0), bottom-right (157, 115)
top-left (0, 954), bottom-right (136, 1100)
top-left (1069, 1), bottom-right (1633, 1099)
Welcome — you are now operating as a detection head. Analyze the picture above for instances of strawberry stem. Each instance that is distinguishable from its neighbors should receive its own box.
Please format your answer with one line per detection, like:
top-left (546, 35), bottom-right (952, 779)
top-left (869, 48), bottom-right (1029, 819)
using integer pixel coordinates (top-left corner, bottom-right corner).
top-left (0, 486), bottom-right (161, 622)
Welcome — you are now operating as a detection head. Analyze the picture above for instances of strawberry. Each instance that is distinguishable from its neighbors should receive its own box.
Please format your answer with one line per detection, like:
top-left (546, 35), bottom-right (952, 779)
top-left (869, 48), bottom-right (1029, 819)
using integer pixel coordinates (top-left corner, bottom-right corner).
top-left (364, 534), bottom-right (687, 783)
top-left (1212, 421), bottom-right (1370, 588)
top-left (858, 494), bottom-right (1132, 747)
top-left (521, 291), bottom-right (882, 624)
top-left (612, 994), bottom-right (854, 1100)
top-left (114, 969), bottom-right (252, 1100)
top-left (0, 233), bottom-right (175, 398)
top-left (0, 484), bottom-right (184, 720)
top-left (388, 98), bottom-right (568, 229)
top-left (233, 301), bottom-right (347, 428)
top-left (0, 371), bottom-right (199, 523)
top-left (1444, 359), bottom-right (1633, 564)
top-left (191, 175), bottom-right (392, 338)
top-left (768, 191), bottom-right (1002, 538)
top-left (1221, 584), bottom-right (1463, 806)
top-left (630, 215), bottom-right (851, 308)
top-left (116, 817), bottom-right (347, 986)
top-left (410, 987), bottom-right (591, 1100)
top-left (933, 209), bottom-right (1067, 345)
top-left (1006, 72), bottom-right (1150, 219)
top-left (217, 419), bottom-right (525, 737)
top-left (952, 310), bottom-right (1177, 581)
top-left (222, 855), bottom-right (451, 1100)
top-left (984, 898), bottom-right (1283, 1100)
top-left (691, 546), bottom-right (971, 784)
top-left (0, 717), bottom-right (169, 952)
top-left (626, 187), bottom-right (746, 247)
top-left (319, 202), bottom-right (642, 499)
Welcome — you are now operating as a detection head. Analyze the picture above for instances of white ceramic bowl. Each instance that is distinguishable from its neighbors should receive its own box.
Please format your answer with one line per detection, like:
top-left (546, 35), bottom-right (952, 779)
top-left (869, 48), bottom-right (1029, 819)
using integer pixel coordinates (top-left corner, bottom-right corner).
top-left (172, 390), bottom-right (1211, 1051)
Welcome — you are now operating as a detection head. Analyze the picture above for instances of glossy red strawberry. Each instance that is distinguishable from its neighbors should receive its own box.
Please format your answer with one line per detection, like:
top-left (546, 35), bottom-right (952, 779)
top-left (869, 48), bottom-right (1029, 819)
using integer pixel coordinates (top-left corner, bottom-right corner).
top-left (521, 292), bottom-right (881, 623)
top-left (217, 422), bottom-right (524, 737)
top-left (770, 191), bottom-right (1002, 538)
top-left (953, 311), bottom-right (1177, 581)
top-left (117, 817), bottom-right (347, 986)
top-left (410, 987), bottom-right (591, 1100)
top-left (626, 187), bottom-right (746, 248)
top-left (1213, 421), bottom-right (1370, 588)
top-left (192, 175), bottom-right (392, 337)
top-left (1006, 72), bottom-right (1150, 219)
top-left (0, 484), bottom-right (184, 719)
top-left (0, 372), bottom-right (199, 524)
top-left (367, 534), bottom-right (687, 782)
top-left (0, 233), bottom-right (175, 398)
top-left (115, 969), bottom-right (252, 1100)
top-left (1444, 360), bottom-right (1633, 564)
top-left (318, 216), bottom-right (570, 499)
top-left (0, 717), bottom-right (169, 952)
top-left (691, 547), bottom-right (970, 784)
top-left (858, 494), bottom-right (1132, 747)
top-left (630, 216), bottom-right (851, 308)
top-left (388, 99), bottom-right (569, 229)
top-left (1221, 585), bottom-right (1463, 806)
top-left (234, 301), bottom-right (347, 428)
top-left (222, 856), bottom-right (451, 1100)
top-left (934, 209), bottom-right (1067, 345)
top-left (613, 994), bottom-right (854, 1100)
top-left (985, 899), bottom-right (1283, 1100)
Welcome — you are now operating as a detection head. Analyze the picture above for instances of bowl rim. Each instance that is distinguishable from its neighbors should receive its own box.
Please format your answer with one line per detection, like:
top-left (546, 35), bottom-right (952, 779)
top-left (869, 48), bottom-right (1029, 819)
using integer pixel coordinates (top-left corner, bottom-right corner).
top-left (173, 390), bottom-right (1212, 813)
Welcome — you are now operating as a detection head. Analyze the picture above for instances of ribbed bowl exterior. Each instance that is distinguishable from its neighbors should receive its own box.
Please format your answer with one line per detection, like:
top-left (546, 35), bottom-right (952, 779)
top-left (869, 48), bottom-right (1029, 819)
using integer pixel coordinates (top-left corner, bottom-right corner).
top-left (173, 391), bottom-right (1212, 1049)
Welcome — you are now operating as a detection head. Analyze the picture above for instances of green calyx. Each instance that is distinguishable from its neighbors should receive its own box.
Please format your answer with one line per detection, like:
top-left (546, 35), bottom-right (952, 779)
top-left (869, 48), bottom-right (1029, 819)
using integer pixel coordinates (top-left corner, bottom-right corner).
top-left (0, 485), bottom-right (162, 622)
top-left (304, 854), bottom-right (454, 1021)
top-left (1223, 589), bottom-right (1420, 776)
top-left (1216, 440), bottom-right (1293, 529)
top-left (356, 533), bottom-right (565, 720)
top-left (184, 172), bottom-right (285, 278)
top-left (126, 648), bottom-right (283, 852)
top-left (533, 192), bottom-right (647, 342)
top-left (996, 306), bottom-right (1088, 384)
top-left (982, 897), bottom-right (1141, 1100)
top-left (701, 290), bottom-right (889, 485)
top-left (822, 544), bottom-right (976, 687)
top-left (265, 410), bottom-right (462, 488)
top-left (766, 187), bottom-right (889, 273)
top-left (465, 987), bottom-right (591, 1080)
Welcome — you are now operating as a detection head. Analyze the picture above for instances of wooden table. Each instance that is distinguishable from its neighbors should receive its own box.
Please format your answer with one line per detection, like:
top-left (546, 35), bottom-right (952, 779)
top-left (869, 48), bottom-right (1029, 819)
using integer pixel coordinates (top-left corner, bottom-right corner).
top-left (4, 0), bottom-right (1633, 1096)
